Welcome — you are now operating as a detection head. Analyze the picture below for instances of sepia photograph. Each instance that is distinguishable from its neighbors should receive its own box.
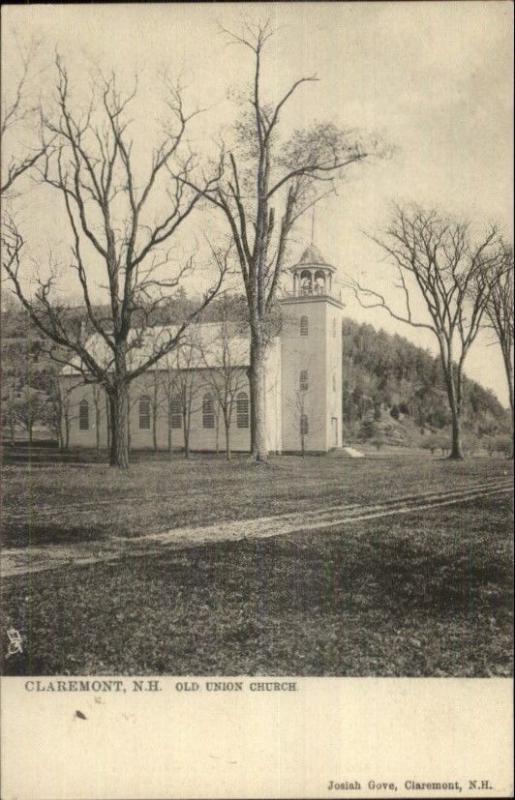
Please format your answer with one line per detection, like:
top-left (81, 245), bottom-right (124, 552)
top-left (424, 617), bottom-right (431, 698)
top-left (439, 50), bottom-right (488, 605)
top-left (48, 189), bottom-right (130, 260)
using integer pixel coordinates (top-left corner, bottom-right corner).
top-left (0, 2), bottom-right (513, 798)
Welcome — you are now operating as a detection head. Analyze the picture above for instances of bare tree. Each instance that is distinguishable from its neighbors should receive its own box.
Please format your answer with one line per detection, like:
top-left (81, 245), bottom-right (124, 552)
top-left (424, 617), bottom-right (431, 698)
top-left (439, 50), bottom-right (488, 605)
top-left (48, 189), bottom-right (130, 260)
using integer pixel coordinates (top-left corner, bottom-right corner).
top-left (483, 241), bottom-right (514, 455)
top-left (8, 385), bottom-right (48, 445)
top-left (161, 365), bottom-right (181, 456)
top-left (48, 375), bottom-right (84, 449)
top-left (1, 37), bottom-right (51, 195)
top-left (178, 20), bottom-right (378, 461)
top-left (197, 312), bottom-right (249, 460)
top-left (45, 373), bottom-right (66, 448)
top-left (353, 205), bottom-right (503, 459)
top-left (2, 59), bottom-right (225, 468)
top-left (171, 332), bottom-right (202, 459)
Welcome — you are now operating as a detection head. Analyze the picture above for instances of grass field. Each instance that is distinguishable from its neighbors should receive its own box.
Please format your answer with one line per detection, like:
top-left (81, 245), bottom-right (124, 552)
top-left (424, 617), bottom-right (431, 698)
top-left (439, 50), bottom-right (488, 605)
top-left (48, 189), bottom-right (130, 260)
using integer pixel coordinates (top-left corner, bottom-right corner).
top-left (1, 451), bottom-right (513, 676)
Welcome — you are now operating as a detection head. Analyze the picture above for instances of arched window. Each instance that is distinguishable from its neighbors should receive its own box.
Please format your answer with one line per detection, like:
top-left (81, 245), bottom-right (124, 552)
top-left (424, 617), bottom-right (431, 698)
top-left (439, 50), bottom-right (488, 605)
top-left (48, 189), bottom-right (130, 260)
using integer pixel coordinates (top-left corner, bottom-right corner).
top-left (139, 395), bottom-right (151, 430)
top-left (170, 396), bottom-right (182, 429)
top-left (236, 391), bottom-right (249, 428)
top-left (314, 270), bottom-right (326, 295)
top-left (79, 399), bottom-right (89, 431)
top-left (299, 370), bottom-right (309, 392)
top-left (202, 393), bottom-right (215, 429)
top-left (300, 415), bottom-right (309, 436)
top-left (333, 317), bottom-right (337, 337)
top-left (300, 270), bottom-right (312, 295)
top-left (300, 315), bottom-right (309, 336)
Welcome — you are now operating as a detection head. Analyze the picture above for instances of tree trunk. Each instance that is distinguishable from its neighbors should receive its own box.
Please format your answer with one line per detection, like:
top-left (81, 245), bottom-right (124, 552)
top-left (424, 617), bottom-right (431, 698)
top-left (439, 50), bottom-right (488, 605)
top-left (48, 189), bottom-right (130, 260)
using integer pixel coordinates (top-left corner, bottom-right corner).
top-left (127, 393), bottom-right (132, 453)
top-left (183, 409), bottom-right (190, 459)
top-left (224, 411), bottom-right (231, 461)
top-left (167, 417), bottom-right (172, 455)
top-left (249, 335), bottom-right (268, 461)
top-left (64, 412), bottom-right (70, 450)
top-left (95, 404), bottom-right (101, 451)
top-left (449, 409), bottom-right (464, 459)
top-left (152, 412), bottom-right (158, 452)
top-left (152, 383), bottom-right (158, 452)
top-left (501, 347), bottom-right (514, 458)
top-left (443, 359), bottom-right (464, 460)
top-left (109, 387), bottom-right (130, 469)
top-left (105, 397), bottom-right (112, 450)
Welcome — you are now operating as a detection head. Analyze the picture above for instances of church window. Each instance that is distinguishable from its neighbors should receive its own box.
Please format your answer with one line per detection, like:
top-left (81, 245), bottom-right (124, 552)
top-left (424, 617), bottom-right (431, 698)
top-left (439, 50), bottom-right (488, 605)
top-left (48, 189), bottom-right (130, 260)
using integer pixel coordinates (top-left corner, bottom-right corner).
top-left (139, 396), bottom-right (151, 430)
top-left (79, 399), bottom-right (89, 430)
top-left (300, 315), bottom-right (309, 336)
top-left (332, 373), bottom-right (336, 391)
top-left (170, 396), bottom-right (182, 428)
top-left (299, 370), bottom-right (309, 392)
top-left (236, 391), bottom-right (249, 428)
top-left (333, 317), bottom-right (337, 337)
top-left (300, 414), bottom-right (309, 435)
top-left (202, 393), bottom-right (215, 429)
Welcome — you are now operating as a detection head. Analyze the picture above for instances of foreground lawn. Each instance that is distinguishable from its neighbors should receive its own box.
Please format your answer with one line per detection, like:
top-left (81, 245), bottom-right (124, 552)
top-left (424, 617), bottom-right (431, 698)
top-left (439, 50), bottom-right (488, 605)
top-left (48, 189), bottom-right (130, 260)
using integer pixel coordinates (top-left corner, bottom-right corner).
top-left (2, 451), bottom-right (512, 547)
top-left (1, 492), bottom-right (512, 677)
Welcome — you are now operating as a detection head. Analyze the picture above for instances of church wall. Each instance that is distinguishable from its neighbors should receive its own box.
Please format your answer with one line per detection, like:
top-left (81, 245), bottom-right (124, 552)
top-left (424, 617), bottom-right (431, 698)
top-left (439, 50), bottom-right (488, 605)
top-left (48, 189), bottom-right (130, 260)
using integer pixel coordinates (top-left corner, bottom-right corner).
top-left (60, 368), bottom-right (253, 453)
top-left (59, 376), bottom-right (110, 449)
top-left (324, 305), bottom-right (343, 448)
top-left (279, 298), bottom-right (329, 452)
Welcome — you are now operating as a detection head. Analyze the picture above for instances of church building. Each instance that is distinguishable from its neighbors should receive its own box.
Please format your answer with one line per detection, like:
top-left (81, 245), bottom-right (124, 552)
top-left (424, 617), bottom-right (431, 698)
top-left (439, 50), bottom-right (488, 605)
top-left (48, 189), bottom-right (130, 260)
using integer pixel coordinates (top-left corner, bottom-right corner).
top-left (60, 246), bottom-right (344, 454)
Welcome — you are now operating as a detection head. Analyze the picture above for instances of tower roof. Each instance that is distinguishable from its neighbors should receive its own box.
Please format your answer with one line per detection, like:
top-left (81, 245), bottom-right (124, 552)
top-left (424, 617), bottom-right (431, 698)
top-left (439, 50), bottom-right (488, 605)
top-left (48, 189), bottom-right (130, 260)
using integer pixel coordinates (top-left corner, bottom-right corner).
top-left (289, 244), bottom-right (336, 272)
top-left (299, 244), bottom-right (329, 265)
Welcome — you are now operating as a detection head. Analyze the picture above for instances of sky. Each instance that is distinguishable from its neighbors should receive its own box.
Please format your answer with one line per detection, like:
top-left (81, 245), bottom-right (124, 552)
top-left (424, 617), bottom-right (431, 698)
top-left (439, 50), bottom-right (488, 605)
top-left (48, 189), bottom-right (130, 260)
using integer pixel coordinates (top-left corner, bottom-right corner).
top-left (2, 2), bottom-right (513, 404)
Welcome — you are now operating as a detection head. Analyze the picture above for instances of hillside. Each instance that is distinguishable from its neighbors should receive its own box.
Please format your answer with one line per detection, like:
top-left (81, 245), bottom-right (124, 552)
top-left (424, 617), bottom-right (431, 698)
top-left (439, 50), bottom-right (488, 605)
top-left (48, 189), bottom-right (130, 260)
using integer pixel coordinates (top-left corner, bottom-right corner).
top-left (341, 318), bottom-right (510, 448)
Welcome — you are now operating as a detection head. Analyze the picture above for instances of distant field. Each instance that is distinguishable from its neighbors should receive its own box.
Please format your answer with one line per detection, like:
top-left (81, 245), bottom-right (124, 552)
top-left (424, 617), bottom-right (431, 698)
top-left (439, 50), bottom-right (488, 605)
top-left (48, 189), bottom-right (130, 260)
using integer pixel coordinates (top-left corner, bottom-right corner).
top-left (1, 452), bottom-right (513, 676)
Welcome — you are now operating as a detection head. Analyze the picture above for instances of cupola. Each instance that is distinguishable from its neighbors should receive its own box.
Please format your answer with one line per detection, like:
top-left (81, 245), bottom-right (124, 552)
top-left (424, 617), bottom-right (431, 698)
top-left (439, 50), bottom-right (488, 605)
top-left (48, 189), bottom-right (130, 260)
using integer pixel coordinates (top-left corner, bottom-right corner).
top-left (288, 245), bottom-right (336, 297)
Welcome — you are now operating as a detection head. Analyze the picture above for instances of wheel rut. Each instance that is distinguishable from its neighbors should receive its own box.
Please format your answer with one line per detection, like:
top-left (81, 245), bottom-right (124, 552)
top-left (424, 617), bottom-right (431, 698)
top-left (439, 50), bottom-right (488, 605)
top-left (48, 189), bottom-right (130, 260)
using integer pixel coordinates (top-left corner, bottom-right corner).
top-left (1, 478), bottom-right (511, 578)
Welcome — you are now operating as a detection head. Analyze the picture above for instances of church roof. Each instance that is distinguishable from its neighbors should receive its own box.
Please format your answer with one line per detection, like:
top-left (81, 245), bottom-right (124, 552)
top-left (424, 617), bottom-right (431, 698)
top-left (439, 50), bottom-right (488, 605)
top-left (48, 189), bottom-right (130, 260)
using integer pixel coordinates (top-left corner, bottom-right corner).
top-left (60, 321), bottom-right (275, 377)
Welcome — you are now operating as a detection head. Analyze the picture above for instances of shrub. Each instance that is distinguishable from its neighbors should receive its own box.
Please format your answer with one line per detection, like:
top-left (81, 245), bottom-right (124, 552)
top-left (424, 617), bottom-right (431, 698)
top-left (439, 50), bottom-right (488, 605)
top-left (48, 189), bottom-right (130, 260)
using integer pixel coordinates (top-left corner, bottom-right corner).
top-left (420, 434), bottom-right (448, 455)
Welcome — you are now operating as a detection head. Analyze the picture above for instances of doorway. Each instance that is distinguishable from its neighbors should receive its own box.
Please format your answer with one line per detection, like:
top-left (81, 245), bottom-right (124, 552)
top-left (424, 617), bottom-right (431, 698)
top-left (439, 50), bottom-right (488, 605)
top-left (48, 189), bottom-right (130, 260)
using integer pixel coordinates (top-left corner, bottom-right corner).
top-left (331, 417), bottom-right (338, 447)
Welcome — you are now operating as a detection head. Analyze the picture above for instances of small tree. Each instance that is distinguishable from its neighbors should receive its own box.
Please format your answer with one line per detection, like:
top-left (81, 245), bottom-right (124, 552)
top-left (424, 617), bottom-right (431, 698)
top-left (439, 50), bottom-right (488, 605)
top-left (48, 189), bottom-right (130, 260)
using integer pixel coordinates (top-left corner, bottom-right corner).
top-left (197, 302), bottom-right (249, 460)
top-left (171, 332), bottom-right (202, 459)
top-left (371, 431), bottom-right (385, 451)
top-left (421, 434), bottom-right (439, 455)
top-left (485, 434), bottom-right (512, 458)
top-left (161, 365), bottom-right (181, 456)
top-left (9, 385), bottom-right (48, 444)
top-left (354, 205), bottom-right (503, 459)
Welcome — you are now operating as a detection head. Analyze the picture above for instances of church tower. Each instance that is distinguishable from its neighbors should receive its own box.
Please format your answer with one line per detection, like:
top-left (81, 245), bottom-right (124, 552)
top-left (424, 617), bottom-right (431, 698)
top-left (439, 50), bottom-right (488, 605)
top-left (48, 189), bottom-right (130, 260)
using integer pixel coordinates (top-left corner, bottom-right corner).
top-left (279, 245), bottom-right (344, 452)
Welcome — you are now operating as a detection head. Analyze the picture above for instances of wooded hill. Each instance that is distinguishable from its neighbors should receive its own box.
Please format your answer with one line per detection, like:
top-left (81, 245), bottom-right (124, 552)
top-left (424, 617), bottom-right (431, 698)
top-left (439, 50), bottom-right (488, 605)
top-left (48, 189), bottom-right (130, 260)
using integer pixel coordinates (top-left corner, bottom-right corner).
top-left (342, 318), bottom-right (510, 448)
top-left (1, 299), bottom-right (510, 448)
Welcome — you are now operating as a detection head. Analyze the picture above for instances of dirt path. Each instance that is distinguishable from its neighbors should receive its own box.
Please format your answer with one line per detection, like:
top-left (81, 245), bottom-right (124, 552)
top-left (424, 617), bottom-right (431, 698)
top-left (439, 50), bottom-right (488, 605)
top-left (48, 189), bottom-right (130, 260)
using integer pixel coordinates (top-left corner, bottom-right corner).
top-left (1, 478), bottom-right (512, 579)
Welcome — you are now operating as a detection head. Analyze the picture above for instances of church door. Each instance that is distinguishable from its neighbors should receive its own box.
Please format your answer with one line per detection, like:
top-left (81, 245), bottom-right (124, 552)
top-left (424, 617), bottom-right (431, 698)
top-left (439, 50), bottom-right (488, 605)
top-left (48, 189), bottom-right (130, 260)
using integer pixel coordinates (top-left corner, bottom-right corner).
top-left (331, 417), bottom-right (338, 447)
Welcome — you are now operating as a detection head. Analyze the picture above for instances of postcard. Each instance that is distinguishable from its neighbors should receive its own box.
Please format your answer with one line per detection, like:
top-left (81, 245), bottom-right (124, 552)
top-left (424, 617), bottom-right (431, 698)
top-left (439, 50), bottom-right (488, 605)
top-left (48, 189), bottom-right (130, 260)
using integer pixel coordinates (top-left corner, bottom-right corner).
top-left (1, 3), bottom-right (513, 798)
